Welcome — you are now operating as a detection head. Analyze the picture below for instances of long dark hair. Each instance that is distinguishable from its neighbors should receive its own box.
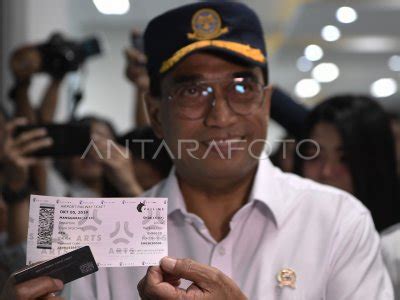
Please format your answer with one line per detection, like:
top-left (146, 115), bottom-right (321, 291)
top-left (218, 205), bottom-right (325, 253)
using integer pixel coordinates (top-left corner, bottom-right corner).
top-left (295, 95), bottom-right (399, 232)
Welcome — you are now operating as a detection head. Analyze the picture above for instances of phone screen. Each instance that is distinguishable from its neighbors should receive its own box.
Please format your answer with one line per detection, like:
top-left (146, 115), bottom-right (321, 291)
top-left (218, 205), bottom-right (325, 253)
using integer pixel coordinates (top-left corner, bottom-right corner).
top-left (14, 124), bottom-right (91, 157)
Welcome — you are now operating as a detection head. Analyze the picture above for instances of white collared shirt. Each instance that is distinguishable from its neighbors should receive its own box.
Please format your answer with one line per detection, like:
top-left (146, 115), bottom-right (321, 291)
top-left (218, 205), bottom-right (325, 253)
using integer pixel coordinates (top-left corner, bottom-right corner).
top-left (64, 159), bottom-right (393, 300)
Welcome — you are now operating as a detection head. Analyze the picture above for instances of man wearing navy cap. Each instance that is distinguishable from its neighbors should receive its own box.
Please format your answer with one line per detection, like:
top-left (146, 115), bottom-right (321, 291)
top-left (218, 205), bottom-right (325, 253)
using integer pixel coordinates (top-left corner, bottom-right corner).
top-left (1, 2), bottom-right (393, 299)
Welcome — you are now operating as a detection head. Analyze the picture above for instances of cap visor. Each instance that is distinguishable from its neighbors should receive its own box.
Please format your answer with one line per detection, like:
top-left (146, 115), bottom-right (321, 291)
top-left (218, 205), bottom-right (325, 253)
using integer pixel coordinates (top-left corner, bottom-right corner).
top-left (160, 40), bottom-right (266, 74)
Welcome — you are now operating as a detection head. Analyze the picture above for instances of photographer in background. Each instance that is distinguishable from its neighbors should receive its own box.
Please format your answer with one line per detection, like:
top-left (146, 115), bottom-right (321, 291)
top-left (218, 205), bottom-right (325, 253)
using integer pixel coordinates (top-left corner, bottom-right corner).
top-left (0, 118), bottom-right (54, 290)
top-left (8, 44), bottom-right (60, 197)
top-left (9, 33), bottom-right (101, 124)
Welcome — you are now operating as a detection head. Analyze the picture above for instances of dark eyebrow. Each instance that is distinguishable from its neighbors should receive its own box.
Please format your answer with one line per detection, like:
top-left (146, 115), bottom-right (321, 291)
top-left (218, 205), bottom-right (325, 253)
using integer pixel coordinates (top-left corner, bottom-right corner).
top-left (171, 74), bottom-right (204, 85)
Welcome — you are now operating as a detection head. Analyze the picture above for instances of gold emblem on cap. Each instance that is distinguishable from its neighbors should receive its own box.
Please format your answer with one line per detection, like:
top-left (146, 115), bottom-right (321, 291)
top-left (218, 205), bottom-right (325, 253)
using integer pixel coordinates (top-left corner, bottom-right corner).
top-left (188, 8), bottom-right (229, 41)
top-left (277, 268), bottom-right (296, 289)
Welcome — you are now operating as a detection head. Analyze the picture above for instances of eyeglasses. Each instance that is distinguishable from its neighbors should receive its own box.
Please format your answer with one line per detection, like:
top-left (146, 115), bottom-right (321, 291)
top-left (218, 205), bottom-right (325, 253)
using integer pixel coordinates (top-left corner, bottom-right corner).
top-left (164, 77), bottom-right (267, 120)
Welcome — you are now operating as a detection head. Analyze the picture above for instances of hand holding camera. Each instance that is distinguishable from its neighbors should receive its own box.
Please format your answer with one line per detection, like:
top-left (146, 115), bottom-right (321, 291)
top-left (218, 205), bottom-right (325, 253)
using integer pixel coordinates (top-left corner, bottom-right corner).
top-left (9, 46), bottom-right (41, 82)
top-left (125, 31), bottom-right (149, 91)
top-left (2, 118), bottom-right (52, 192)
top-left (10, 33), bottom-right (101, 80)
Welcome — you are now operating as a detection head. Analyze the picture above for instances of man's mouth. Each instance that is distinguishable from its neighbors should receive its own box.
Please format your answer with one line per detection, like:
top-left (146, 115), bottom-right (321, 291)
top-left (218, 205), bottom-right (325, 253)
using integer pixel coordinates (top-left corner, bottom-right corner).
top-left (202, 136), bottom-right (246, 146)
top-left (199, 136), bottom-right (248, 158)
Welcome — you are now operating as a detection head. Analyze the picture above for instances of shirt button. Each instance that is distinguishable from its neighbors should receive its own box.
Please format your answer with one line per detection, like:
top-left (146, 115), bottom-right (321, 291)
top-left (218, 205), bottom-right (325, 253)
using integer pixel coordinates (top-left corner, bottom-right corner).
top-left (218, 246), bottom-right (226, 256)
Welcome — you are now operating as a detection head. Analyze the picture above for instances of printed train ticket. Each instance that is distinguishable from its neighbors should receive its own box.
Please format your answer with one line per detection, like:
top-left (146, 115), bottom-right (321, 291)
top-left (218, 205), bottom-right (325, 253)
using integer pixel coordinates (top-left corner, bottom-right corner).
top-left (26, 195), bottom-right (168, 268)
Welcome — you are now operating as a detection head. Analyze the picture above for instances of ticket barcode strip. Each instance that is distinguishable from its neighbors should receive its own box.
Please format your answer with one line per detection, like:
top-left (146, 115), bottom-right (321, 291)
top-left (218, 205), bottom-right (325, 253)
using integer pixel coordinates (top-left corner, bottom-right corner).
top-left (37, 204), bottom-right (55, 249)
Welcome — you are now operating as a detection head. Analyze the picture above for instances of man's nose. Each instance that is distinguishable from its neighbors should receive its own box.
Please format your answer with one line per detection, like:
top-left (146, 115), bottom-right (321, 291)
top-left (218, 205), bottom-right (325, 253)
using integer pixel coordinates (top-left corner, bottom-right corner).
top-left (203, 86), bottom-right (238, 128)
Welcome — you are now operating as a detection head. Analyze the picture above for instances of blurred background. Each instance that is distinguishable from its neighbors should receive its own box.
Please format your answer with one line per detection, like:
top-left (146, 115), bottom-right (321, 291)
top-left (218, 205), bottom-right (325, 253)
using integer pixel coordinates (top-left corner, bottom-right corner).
top-left (1, 0), bottom-right (399, 134)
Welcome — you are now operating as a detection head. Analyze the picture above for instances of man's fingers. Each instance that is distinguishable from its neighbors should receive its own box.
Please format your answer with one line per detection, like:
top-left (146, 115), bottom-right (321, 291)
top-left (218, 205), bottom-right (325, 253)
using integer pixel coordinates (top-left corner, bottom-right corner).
top-left (168, 279), bottom-right (181, 287)
top-left (160, 257), bottom-right (218, 290)
top-left (146, 266), bottom-right (164, 287)
top-left (19, 138), bottom-right (53, 155)
top-left (14, 277), bottom-right (63, 299)
top-left (138, 267), bottom-right (163, 299)
top-left (138, 266), bottom-right (184, 299)
top-left (127, 68), bottom-right (146, 80)
top-left (25, 157), bottom-right (40, 165)
top-left (125, 48), bottom-right (147, 65)
top-left (163, 272), bottom-right (182, 285)
top-left (18, 156), bottom-right (39, 167)
top-left (14, 128), bottom-right (48, 147)
top-left (5, 118), bottom-right (28, 138)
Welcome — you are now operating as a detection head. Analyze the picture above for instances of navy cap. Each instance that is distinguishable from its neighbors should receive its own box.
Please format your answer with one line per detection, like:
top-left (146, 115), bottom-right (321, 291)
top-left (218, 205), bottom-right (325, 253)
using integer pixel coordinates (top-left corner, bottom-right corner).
top-left (144, 1), bottom-right (268, 80)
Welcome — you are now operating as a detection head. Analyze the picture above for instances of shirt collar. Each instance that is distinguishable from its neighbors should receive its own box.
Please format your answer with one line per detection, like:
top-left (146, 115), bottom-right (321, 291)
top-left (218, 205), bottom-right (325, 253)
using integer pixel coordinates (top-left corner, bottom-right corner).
top-left (248, 158), bottom-right (285, 227)
top-left (158, 158), bottom-right (285, 227)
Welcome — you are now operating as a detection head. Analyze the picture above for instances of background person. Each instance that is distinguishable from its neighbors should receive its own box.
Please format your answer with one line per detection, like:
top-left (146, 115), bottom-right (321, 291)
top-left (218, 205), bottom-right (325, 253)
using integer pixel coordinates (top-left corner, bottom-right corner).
top-left (295, 95), bottom-right (399, 232)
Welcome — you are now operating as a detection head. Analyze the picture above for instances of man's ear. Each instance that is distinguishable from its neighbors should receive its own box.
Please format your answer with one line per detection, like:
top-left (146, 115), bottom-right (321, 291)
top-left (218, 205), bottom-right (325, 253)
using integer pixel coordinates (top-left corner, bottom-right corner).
top-left (144, 92), bottom-right (164, 139)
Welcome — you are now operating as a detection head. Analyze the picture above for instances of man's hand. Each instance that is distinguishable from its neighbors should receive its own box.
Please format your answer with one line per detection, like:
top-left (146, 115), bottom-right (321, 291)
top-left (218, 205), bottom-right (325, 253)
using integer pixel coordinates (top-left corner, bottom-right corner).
top-left (3, 118), bottom-right (52, 190)
top-left (0, 276), bottom-right (64, 300)
top-left (10, 46), bottom-right (41, 82)
top-left (138, 257), bottom-right (247, 300)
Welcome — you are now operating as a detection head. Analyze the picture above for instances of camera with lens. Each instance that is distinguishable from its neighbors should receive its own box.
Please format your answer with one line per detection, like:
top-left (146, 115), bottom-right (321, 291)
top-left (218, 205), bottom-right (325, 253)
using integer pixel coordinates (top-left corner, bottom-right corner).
top-left (37, 32), bottom-right (101, 78)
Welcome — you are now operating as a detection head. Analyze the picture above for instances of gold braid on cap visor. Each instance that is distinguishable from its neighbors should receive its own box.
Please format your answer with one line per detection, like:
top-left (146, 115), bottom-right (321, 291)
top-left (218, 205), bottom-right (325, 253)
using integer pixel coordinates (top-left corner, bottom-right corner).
top-left (159, 40), bottom-right (267, 74)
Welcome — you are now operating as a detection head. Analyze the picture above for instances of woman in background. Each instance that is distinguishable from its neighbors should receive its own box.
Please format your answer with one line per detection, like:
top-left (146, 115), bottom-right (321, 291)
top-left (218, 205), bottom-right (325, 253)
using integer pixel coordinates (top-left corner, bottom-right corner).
top-left (295, 95), bottom-right (399, 232)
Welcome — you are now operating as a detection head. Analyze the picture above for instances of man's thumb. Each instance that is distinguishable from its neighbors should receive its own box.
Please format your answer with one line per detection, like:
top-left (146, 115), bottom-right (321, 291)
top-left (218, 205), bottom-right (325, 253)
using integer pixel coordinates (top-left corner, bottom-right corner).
top-left (160, 257), bottom-right (214, 289)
